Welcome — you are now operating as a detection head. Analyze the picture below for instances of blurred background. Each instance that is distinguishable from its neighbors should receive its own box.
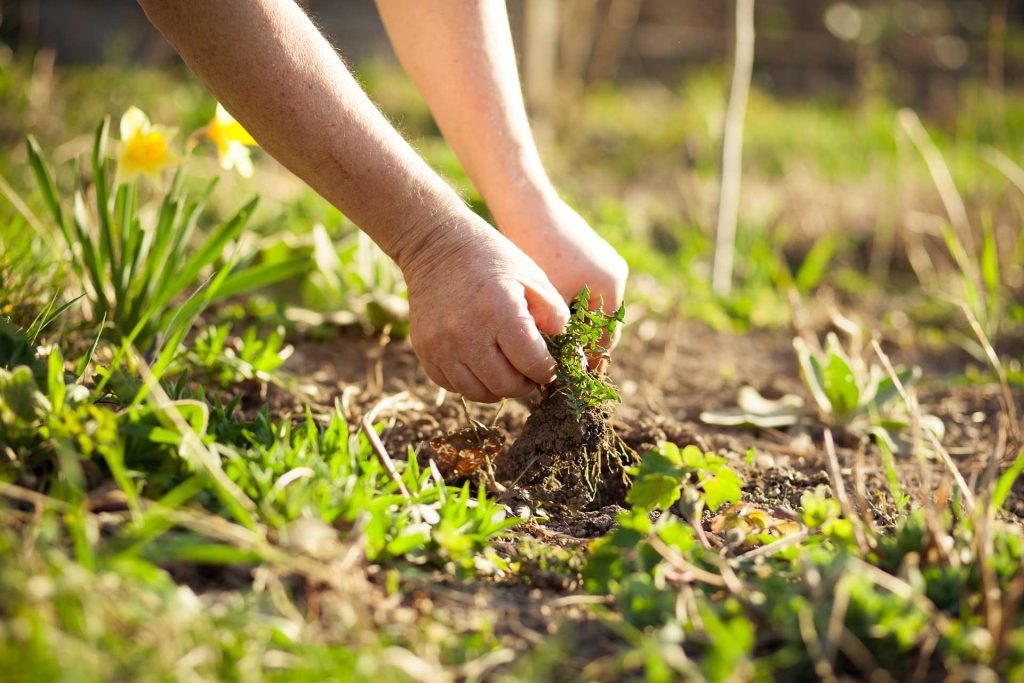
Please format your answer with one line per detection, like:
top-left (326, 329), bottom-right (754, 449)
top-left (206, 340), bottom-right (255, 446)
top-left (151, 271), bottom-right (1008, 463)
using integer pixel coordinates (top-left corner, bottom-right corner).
top-left (3, 1), bottom-right (1020, 117)
top-left (1, 0), bottom-right (1023, 339)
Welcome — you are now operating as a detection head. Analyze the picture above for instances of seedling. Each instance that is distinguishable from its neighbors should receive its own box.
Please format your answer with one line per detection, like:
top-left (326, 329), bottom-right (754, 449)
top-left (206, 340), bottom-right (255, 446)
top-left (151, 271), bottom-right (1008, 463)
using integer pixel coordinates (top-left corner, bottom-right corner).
top-left (306, 225), bottom-right (409, 336)
top-left (625, 442), bottom-right (743, 514)
top-left (545, 286), bottom-right (625, 419)
top-left (702, 325), bottom-right (944, 450)
top-left (188, 323), bottom-right (293, 388)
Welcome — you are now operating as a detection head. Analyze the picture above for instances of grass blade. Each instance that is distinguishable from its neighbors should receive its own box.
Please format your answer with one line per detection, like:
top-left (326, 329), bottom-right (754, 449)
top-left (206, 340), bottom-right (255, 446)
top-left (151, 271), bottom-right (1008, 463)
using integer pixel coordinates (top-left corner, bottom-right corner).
top-left (212, 257), bottom-right (311, 301)
top-left (25, 135), bottom-right (71, 245)
top-left (993, 447), bottom-right (1024, 511)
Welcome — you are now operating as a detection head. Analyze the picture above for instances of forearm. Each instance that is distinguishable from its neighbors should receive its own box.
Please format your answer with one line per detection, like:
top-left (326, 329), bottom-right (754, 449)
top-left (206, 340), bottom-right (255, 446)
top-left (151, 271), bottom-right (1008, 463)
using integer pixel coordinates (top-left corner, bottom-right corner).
top-left (138, 0), bottom-right (470, 270)
top-left (375, 0), bottom-right (555, 228)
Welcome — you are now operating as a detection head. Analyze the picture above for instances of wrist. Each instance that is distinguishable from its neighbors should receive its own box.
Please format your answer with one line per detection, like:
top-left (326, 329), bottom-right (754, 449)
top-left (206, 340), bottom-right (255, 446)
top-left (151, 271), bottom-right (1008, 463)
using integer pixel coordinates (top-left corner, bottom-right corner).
top-left (486, 175), bottom-right (562, 240)
top-left (388, 198), bottom-right (481, 284)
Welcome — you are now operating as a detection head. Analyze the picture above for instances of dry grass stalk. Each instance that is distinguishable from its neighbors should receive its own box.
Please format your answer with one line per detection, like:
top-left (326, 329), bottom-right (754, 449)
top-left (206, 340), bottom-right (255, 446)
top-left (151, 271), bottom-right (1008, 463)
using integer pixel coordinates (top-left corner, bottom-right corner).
top-left (360, 414), bottom-right (411, 500)
top-left (959, 303), bottom-right (1021, 438)
top-left (823, 429), bottom-right (870, 554)
top-left (712, 0), bottom-right (756, 296)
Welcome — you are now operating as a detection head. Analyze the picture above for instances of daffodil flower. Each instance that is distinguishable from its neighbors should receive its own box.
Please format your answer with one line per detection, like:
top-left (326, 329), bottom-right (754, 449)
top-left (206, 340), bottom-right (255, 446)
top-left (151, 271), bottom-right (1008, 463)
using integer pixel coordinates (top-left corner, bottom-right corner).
top-left (115, 106), bottom-right (182, 185)
top-left (202, 103), bottom-right (259, 178)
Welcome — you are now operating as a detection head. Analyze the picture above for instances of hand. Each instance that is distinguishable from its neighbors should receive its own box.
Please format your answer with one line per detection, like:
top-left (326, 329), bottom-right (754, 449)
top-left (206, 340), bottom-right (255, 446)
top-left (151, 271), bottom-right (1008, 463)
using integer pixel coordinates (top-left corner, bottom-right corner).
top-left (495, 192), bottom-right (629, 351)
top-left (399, 209), bottom-right (570, 403)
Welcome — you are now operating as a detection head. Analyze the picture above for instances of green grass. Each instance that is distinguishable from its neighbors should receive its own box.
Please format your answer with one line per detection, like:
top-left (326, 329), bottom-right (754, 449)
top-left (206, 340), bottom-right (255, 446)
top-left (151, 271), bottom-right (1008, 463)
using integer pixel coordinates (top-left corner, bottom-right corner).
top-left (1, 53), bottom-right (1023, 682)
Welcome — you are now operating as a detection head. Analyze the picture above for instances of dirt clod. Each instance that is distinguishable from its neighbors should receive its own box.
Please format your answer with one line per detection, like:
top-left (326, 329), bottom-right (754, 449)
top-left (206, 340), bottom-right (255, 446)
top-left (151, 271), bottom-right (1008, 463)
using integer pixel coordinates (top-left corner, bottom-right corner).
top-left (495, 389), bottom-right (639, 512)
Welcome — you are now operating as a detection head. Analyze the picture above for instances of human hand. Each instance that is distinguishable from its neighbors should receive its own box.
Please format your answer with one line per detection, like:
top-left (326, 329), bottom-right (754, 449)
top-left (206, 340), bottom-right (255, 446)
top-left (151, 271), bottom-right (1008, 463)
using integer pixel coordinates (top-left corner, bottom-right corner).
top-left (398, 209), bottom-right (570, 403)
top-left (495, 192), bottom-right (629, 354)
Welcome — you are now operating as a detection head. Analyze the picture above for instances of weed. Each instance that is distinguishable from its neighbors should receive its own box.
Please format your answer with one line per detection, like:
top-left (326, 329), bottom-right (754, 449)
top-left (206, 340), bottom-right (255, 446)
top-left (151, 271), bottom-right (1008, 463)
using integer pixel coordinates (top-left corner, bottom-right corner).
top-left (187, 323), bottom-right (293, 388)
top-left (545, 286), bottom-right (625, 419)
top-left (583, 437), bottom-right (1024, 681)
top-left (703, 323), bottom-right (944, 451)
top-left (625, 442), bottom-right (743, 515)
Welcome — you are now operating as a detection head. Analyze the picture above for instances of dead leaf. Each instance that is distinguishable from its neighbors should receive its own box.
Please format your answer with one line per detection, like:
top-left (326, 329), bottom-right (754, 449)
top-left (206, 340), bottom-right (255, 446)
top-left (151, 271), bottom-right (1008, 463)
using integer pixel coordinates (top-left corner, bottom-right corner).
top-left (427, 426), bottom-right (504, 481)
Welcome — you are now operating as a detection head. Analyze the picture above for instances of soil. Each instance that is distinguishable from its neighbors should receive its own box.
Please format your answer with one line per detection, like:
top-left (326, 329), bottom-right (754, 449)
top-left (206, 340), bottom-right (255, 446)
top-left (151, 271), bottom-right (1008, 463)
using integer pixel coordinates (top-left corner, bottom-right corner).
top-left (493, 389), bottom-right (639, 512)
top-left (267, 316), bottom-right (1024, 525)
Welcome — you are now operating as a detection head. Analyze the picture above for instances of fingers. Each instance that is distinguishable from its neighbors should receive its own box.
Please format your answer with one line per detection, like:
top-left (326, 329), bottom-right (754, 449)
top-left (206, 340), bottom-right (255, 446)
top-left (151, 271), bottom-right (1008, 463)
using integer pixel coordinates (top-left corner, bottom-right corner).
top-left (447, 363), bottom-right (500, 403)
top-left (420, 358), bottom-right (455, 392)
top-left (420, 321), bottom-right (550, 400)
top-left (521, 277), bottom-right (570, 335)
top-left (496, 313), bottom-right (558, 385)
top-left (468, 345), bottom-right (536, 399)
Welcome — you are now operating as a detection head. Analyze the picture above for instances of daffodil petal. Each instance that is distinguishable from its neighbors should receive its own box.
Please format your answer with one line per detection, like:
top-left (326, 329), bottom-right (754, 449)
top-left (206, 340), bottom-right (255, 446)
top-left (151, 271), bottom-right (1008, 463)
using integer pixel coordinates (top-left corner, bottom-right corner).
top-left (120, 106), bottom-right (150, 141)
top-left (223, 141), bottom-right (254, 178)
top-left (215, 102), bottom-right (233, 126)
top-left (213, 102), bottom-right (257, 146)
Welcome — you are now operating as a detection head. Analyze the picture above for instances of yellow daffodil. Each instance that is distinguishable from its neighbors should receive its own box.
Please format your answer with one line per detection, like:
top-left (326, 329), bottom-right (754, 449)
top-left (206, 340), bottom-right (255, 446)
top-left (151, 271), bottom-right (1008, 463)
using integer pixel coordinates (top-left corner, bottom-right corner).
top-left (115, 106), bottom-right (182, 185)
top-left (202, 103), bottom-right (258, 178)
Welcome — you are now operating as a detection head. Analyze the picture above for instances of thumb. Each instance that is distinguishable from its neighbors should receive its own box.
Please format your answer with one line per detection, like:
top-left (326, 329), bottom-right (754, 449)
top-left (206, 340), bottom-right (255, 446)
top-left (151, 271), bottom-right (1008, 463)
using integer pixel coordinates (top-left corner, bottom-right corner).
top-left (522, 279), bottom-right (570, 335)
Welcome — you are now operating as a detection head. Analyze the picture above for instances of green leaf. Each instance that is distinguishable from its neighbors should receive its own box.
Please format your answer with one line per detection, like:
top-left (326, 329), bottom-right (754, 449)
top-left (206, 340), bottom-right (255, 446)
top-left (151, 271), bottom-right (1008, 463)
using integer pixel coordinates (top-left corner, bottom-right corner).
top-left (0, 365), bottom-right (50, 421)
top-left (701, 468), bottom-right (743, 511)
top-left (213, 256), bottom-right (311, 301)
top-left (25, 135), bottom-right (71, 245)
top-left (795, 235), bottom-right (837, 293)
top-left (700, 385), bottom-right (805, 428)
top-left (631, 447), bottom-right (685, 478)
top-left (993, 446), bottom-right (1024, 511)
top-left (151, 196), bottom-right (258, 317)
top-left (153, 539), bottom-right (265, 565)
top-left (877, 435), bottom-right (909, 508)
top-left (822, 333), bottom-right (859, 418)
top-left (870, 366), bottom-right (919, 411)
top-left (385, 528), bottom-right (431, 557)
top-left (794, 337), bottom-right (832, 415)
top-left (680, 444), bottom-right (706, 469)
top-left (626, 473), bottom-right (682, 512)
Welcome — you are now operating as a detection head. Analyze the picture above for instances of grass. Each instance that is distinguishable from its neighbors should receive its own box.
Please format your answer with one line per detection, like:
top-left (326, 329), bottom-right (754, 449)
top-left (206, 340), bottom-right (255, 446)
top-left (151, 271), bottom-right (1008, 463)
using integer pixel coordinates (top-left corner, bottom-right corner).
top-left (1, 52), bottom-right (1023, 682)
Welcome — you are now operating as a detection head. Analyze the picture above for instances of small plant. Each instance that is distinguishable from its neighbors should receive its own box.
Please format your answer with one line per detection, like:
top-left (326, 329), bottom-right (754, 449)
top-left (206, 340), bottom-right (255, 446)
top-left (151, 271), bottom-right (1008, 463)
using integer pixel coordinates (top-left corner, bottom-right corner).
top-left (703, 323), bottom-right (944, 449)
top-left (188, 323), bottom-right (293, 388)
top-left (22, 107), bottom-right (308, 350)
top-left (304, 224), bottom-right (409, 336)
top-left (625, 442), bottom-right (743, 514)
top-left (545, 286), bottom-right (625, 419)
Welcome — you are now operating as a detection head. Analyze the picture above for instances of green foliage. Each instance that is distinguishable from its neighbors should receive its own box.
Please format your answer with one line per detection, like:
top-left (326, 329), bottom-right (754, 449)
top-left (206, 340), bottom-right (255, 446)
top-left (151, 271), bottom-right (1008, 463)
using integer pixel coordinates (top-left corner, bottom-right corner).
top-left (220, 408), bottom-right (517, 568)
top-left (22, 119), bottom-right (307, 350)
top-left (703, 326), bottom-right (944, 451)
top-left (304, 225), bottom-right (409, 336)
top-left (626, 442), bottom-right (743, 514)
top-left (3, 56), bottom-right (1024, 683)
top-left (583, 448), bottom-right (1024, 681)
top-left (545, 286), bottom-right (625, 419)
top-left (188, 323), bottom-right (293, 388)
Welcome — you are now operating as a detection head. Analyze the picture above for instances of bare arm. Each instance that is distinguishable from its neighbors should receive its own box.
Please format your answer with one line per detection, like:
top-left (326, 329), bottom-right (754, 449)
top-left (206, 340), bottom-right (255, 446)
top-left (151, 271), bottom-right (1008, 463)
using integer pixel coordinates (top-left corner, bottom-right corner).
top-left (376, 0), bottom-right (628, 327)
top-left (138, 0), bottom-right (569, 401)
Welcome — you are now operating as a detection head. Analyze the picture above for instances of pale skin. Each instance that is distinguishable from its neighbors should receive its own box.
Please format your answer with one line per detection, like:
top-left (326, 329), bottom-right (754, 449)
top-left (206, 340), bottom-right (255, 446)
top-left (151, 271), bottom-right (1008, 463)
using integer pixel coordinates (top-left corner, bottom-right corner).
top-left (138, 0), bottom-right (627, 402)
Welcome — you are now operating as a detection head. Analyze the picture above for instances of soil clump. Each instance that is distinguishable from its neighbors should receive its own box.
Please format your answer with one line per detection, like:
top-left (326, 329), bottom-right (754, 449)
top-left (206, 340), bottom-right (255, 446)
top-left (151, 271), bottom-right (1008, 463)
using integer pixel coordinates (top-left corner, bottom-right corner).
top-left (494, 387), bottom-right (639, 512)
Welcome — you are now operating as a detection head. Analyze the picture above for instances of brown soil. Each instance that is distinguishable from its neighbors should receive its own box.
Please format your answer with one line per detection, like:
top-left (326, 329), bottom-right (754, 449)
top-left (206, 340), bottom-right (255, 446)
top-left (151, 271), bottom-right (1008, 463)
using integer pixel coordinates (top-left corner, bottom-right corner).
top-left (493, 389), bottom-right (639, 512)
top-left (272, 317), bottom-right (1021, 526)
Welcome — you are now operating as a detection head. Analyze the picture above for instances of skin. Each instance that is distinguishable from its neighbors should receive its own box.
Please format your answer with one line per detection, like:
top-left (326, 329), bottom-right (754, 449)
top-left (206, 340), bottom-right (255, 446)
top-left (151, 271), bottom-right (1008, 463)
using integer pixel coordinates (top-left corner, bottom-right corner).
top-left (138, 0), bottom-right (627, 401)
top-left (375, 1), bottom-right (627, 325)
